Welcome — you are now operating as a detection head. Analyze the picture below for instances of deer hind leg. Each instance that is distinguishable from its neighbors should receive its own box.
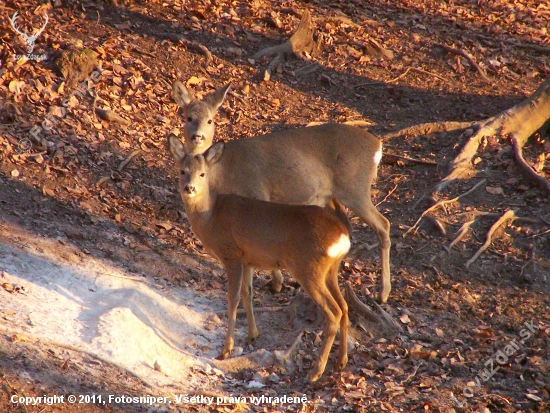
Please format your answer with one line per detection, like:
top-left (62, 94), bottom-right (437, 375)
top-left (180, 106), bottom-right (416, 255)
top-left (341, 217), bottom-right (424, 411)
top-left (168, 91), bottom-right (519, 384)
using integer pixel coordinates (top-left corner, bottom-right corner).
top-left (219, 259), bottom-right (244, 360)
top-left (299, 271), bottom-right (343, 383)
top-left (347, 197), bottom-right (392, 303)
top-left (241, 265), bottom-right (259, 343)
top-left (270, 269), bottom-right (283, 293)
top-left (326, 261), bottom-right (349, 371)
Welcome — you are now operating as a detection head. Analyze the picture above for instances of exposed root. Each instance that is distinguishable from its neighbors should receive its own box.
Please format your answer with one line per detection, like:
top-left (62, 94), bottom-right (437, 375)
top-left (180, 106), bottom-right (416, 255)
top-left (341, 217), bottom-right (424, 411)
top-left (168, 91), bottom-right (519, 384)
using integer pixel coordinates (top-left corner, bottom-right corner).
top-left (159, 33), bottom-right (212, 66)
top-left (434, 76), bottom-right (550, 193)
top-left (445, 218), bottom-right (477, 253)
top-left (382, 121), bottom-right (478, 140)
top-left (404, 179), bottom-right (486, 237)
top-left (510, 134), bottom-right (550, 194)
top-left (344, 282), bottom-right (403, 333)
top-left (118, 149), bottom-right (141, 172)
top-left (435, 43), bottom-right (490, 82)
top-left (254, 10), bottom-right (320, 81)
top-left (465, 209), bottom-right (516, 268)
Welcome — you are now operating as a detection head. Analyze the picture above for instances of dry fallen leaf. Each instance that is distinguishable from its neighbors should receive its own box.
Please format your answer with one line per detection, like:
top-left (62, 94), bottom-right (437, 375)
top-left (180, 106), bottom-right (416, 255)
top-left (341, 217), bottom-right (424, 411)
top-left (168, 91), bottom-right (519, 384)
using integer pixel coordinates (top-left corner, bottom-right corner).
top-left (485, 186), bottom-right (504, 195)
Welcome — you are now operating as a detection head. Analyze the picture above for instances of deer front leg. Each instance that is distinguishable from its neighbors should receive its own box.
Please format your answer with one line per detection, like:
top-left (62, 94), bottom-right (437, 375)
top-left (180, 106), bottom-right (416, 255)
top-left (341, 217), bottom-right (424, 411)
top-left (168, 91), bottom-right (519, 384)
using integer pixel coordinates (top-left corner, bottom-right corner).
top-left (219, 259), bottom-right (244, 360)
top-left (241, 265), bottom-right (258, 343)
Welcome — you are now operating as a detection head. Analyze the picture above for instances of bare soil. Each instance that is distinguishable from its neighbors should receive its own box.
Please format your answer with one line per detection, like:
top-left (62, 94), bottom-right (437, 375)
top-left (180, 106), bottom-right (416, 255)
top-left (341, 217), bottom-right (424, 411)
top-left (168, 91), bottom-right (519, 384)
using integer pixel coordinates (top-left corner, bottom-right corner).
top-left (1, 0), bottom-right (549, 412)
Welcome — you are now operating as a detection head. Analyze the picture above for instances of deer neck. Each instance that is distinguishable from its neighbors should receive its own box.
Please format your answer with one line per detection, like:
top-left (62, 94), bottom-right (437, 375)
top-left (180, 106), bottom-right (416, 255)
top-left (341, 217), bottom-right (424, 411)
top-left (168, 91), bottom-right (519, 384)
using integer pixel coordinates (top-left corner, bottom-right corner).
top-left (183, 191), bottom-right (215, 231)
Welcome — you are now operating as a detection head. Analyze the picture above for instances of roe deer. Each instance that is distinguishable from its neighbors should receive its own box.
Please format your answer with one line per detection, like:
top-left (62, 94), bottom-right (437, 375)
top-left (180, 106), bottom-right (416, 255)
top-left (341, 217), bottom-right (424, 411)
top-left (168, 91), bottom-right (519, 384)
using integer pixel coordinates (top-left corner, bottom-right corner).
top-left (171, 80), bottom-right (392, 303)
top-left (172, 141), bottom-right (351, 382)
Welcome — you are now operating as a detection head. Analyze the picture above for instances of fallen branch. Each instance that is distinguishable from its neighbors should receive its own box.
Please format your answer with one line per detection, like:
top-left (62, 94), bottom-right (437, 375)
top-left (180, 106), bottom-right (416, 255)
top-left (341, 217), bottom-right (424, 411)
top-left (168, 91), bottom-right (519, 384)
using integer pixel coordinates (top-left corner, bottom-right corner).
top-left (510, 135), bottom-right (550, 194)
top-left (435, 43), bottom-right (490, 82)
top-left (382, 121), bottom-right (478, 140)
top-left (465, 209), bottom-right (516, 268)
top-left (403, 179), bottom-right (486, 237)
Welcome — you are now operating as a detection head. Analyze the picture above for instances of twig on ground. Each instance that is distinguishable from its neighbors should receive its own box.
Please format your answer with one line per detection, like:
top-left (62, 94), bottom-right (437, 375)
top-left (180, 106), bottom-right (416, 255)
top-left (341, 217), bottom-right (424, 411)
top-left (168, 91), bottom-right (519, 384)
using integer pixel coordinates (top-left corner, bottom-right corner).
top-left (350, 242), bottom-right (379, 257)
top-left (215, 306), bottom-right (289, 317)
top-left (382, 67), bottom-right (448, 84)
top-left (466, 209), bottom-right (516, 268)
top-left (382, 153), bottom-right (438, 166)
top-left (435, 43), bottom-right (490, 82)
top-left (403, 179), bottom-right (486, 237)
top-left (376, 183), bottom-right (398, 207)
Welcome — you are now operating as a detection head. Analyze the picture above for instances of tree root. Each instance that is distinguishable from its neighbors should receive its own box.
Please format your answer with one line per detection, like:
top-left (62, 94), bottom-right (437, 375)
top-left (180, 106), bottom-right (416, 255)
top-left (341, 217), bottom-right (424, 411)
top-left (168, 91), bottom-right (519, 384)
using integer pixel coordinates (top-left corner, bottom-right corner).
top-left (159, 33), bottom-right (212, 66)
top-left (435, 43), bottom-right (490, 82)
top-left (433, 76), bottom-right (550, 193)
top-left (465, 209), bottom-right (516, 268)
top-left (254, 10), bottom-right (320, 81)
top-left (382, 121), bottom-right (478, 140)
top-left (344, 282), bottom-right (403, 333)
top-left (403, 179), bottom-right (486, 237)
top-left (510, 135), bottom-right (550, 194)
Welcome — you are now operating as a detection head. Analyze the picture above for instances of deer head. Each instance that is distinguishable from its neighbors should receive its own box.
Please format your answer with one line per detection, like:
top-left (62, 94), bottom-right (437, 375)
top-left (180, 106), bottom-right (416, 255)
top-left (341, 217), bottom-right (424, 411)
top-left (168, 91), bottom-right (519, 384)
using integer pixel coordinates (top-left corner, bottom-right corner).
top-left (10, 12), bottom-right (49, 55)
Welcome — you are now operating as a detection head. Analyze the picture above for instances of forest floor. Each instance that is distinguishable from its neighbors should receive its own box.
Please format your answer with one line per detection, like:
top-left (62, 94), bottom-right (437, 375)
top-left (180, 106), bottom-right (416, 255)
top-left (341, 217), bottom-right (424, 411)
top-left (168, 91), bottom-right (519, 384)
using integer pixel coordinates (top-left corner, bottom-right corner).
top-left (0, 0), bottom-right (549, 412)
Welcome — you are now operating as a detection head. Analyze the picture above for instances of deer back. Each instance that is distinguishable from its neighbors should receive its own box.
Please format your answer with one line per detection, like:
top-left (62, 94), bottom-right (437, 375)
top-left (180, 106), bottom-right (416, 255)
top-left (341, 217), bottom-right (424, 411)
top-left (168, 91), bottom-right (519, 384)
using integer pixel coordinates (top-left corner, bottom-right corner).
top-left (207, 123), bottom-right (382, 206)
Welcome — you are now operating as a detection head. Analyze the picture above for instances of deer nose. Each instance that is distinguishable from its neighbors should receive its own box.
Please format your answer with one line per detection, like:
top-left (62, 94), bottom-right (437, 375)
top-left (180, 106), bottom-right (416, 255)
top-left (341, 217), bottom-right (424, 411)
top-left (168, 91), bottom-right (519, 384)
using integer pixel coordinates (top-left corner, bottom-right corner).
top-left (191, 134), bottom-right (205, 143)
top-left (184, 185), bottom-right (196, 195)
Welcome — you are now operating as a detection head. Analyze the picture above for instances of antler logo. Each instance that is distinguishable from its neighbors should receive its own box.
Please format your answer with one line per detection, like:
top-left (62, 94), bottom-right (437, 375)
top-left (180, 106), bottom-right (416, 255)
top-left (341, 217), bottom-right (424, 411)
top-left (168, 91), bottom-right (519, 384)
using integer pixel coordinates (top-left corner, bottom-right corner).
top-left (10, 11), bottom-right (49, 56)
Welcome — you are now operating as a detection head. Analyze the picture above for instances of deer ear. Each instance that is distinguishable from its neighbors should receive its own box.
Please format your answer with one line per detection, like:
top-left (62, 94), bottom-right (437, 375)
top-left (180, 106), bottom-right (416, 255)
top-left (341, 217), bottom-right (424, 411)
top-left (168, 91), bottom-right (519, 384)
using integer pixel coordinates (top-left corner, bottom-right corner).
top-left (168, 134), bottom-right (187, 162)
top-left (172, 80), bottom-right (193, 107)
top-left (204, 83), bottom-right (230, 112)
top-left (204, 141), bottom-right (225, 165)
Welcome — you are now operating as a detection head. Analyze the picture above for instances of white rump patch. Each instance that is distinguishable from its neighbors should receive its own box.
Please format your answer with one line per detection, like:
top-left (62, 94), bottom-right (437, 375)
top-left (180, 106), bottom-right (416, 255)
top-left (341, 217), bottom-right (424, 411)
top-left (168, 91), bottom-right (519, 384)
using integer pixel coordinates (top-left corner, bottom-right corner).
top-left (373, 147), bottom-right (382, 166)
top-left (327, 234), bottom-right (351, 258)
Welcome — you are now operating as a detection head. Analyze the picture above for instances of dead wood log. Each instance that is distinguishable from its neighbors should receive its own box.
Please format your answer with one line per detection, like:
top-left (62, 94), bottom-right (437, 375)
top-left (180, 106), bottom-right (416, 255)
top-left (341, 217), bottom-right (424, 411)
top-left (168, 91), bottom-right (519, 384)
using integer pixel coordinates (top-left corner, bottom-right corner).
top-left (254, 10), bottom-right (320, 81)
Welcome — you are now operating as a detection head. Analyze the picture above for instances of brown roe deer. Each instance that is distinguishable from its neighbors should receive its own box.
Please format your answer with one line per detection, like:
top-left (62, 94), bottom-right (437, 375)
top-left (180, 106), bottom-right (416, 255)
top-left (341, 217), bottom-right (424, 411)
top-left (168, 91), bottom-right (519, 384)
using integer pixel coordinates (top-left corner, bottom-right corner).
top-left (172, 142), bottom-right (351, 382)
top-left (172, 80), bottom-right (392, 303)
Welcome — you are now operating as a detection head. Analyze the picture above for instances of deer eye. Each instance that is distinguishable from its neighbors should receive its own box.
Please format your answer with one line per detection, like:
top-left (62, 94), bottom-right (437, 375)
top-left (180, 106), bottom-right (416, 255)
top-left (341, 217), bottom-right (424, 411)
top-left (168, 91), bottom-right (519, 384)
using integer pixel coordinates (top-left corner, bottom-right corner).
top-left (180, 170), bottom-right (186, 175)
top-left (207, 119), bottom-right (213, 125)
top-left (200, 173), bottom-right (205, 177)
top-left (187, 116), bottom-right (192, 122)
